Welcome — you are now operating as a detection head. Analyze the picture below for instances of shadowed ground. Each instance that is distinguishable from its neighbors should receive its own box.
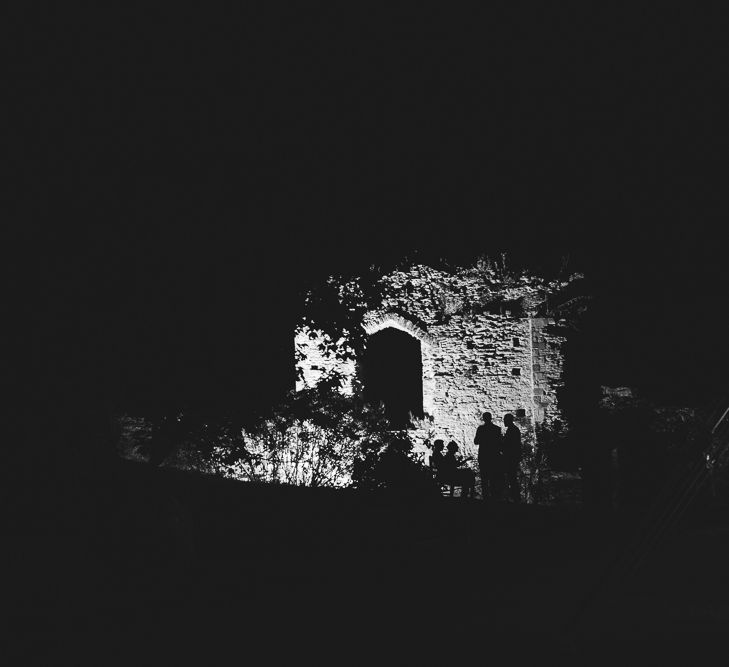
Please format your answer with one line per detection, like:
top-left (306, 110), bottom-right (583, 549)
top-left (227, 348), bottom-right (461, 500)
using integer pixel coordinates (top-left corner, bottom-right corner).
top-left (7, 460), bottom-right (729, 663)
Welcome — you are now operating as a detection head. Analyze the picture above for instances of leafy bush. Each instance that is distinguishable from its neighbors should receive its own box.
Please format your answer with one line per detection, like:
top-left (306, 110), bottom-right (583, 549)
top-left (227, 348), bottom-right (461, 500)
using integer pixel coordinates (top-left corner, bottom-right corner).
top-left (191, 373), bottom-right (437, 494)
top-left (536, 419), bottom-right (578, 472)
top-left (351, 433), bottom-right (441, 497)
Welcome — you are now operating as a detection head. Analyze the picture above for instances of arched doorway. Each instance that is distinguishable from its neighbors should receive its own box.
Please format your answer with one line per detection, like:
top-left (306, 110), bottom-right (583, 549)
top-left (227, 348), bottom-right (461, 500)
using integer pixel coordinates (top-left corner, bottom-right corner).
top-left (362, 327), bottom-right (423, 428)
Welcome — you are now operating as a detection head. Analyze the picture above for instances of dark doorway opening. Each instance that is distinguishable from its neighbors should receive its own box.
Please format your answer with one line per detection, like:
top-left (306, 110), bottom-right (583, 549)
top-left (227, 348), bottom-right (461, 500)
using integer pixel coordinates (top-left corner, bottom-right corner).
top-left (362, 328), bottom-right (423, 428)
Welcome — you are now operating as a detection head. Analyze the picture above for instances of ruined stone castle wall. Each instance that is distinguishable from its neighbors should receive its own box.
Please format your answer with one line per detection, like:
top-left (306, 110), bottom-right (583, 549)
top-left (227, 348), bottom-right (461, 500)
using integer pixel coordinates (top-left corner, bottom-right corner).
top-left (422, 313), bottom-right (535, 458)
top-left (295, 264), bottom-right (572, 456)
top-left (531, 317), bottom-right (568, 424)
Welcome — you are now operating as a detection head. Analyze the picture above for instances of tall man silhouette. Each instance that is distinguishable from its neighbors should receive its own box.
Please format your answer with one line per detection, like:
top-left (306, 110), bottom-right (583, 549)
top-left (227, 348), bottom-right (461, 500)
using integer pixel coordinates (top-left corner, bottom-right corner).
top-left (474, 412), bottom-right (503, 500)
top-left (503, 414), bottom-right (522, 503)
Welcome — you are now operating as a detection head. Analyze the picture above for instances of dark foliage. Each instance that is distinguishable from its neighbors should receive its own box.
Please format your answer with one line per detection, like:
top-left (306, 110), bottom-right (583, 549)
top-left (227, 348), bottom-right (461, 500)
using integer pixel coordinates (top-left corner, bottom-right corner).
top-left (351, 433), bottom-right (441, 498)
top-left (178, 372), bottom-right (439, 494)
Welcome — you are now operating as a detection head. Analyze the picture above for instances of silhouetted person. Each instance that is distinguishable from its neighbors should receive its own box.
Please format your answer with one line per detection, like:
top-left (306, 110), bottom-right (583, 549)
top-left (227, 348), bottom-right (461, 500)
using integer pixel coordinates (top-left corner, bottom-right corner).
top-left (430, 439), bottom-right (446, 473)
top-left (502, 414), bottom-right (522, 503)
top-left (442, 441), bottom-right (475, 498)
top-left (474, 411), bottom-right (503, 500)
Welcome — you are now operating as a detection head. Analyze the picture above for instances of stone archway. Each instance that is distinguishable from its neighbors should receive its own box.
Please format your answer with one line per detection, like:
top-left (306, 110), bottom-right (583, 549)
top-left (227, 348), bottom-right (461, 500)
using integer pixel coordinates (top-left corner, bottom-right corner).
top-left (361, 312), bottom-right (436, 421)
top-left (361, 327), bottom-right (423, 428)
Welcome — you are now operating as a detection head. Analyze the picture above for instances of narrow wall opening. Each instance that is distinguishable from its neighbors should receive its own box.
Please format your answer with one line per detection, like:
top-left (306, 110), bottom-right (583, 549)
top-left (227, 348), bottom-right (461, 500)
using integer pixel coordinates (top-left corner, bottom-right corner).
top-left (361, 327), bottom-right (424, 428)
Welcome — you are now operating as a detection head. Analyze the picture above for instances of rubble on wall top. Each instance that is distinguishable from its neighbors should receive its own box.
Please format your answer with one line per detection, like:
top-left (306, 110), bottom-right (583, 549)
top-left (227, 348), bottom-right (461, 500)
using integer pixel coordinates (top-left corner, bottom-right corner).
top-left (375, 262), bottom-right (586, 321)
top-left (297, 257), bottom-right (588, 349)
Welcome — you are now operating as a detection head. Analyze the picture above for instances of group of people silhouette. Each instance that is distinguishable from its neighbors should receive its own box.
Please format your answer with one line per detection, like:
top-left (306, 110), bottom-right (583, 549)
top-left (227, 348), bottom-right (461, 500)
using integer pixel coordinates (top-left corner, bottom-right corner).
top-left (429, 412), bottom-right (522, 501)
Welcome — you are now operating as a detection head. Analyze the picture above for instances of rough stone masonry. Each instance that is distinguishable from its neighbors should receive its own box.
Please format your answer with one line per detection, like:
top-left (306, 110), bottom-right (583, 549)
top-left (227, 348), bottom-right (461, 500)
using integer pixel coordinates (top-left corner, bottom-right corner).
top-left (295, 262), bottom-right (582, 461)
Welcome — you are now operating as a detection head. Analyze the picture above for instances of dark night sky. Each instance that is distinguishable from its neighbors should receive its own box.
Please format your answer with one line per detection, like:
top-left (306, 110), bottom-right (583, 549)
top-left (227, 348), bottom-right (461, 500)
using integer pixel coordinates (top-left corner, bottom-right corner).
top-left (8, 6), bottom-right (729, 418)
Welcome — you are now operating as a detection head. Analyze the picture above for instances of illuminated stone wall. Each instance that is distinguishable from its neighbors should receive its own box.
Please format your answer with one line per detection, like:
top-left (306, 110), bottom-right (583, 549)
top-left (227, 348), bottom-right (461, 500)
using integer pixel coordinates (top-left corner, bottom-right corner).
top-left (295, 326), bottom-right (358, 395)
top-left (295, 264), bottom-right (570, 458)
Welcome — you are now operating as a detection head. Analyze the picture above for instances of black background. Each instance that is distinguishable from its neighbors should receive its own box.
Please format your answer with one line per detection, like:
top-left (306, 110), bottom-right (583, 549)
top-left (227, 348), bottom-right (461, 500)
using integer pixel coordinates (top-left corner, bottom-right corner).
top-left (8, 6), bottom-right (729, 420)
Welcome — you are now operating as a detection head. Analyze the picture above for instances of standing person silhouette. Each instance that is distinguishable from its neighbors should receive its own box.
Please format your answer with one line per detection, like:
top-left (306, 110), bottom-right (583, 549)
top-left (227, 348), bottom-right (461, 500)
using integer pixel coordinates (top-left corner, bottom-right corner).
top-left (503, 414), bottom-right (522, 503)
top-left (474, 412), bottom-right (503, 500)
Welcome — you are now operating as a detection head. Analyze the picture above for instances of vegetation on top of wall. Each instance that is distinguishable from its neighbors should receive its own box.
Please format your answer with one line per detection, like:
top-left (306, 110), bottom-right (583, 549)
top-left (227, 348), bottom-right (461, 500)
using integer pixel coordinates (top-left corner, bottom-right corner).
top-left (296, 255), bottom-right (589, 374)
top-left (467, 253), bottom-right (588, 318)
